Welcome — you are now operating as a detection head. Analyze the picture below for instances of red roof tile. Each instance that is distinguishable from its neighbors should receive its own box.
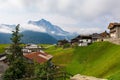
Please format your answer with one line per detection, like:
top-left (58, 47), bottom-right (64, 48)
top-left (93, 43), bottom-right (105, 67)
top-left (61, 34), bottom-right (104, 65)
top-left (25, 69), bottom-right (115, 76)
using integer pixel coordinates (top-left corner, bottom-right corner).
top-left (24, 52), bottom-right (53, 63)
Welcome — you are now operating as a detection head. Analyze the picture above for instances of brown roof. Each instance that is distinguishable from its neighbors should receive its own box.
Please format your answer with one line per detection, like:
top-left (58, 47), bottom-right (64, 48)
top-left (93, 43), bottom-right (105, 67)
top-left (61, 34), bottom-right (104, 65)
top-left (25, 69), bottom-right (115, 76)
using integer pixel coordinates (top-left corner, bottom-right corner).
top-left (91, 33), bottom-right (101, 39)
top-left (100, 31), bottom-right (110, 38)
top-left (75, 35), bottom-right (92, 39)
top-left (108, 23), bottom-right (120, 29)
top-left (24, 51), bottom-right (53, 63)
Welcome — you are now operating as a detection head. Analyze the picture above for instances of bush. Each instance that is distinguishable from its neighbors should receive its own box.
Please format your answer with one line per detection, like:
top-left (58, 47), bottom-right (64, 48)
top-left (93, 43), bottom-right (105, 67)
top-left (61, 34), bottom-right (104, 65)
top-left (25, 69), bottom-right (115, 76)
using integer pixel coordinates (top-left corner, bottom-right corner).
top-left (63, 43), bottom-right (71, 49)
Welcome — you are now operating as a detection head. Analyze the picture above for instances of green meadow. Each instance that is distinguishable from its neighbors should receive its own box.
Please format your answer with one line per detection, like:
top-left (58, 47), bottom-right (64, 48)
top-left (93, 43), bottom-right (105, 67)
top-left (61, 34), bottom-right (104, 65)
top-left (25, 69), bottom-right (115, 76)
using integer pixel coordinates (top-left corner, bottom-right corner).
top-left (45, 42), bottom-right (120, 80)
top-left (1, 42), bottom-right (120, 79)
top-left (0, 44), bottom-right (10, 53)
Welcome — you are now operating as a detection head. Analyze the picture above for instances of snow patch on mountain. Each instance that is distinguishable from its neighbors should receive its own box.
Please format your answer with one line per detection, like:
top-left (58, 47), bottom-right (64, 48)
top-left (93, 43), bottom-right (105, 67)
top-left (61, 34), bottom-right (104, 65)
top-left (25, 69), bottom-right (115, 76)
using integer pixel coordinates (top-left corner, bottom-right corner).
top-left (0, 19), bottom-right (78, 40)
top-left (28, 19), bottom-right (70, 36)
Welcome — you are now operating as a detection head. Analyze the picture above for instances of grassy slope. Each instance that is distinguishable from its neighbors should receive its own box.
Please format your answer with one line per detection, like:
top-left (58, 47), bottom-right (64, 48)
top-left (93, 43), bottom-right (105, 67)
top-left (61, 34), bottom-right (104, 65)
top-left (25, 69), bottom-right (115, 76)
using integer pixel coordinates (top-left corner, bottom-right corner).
top-left (45, 42), bottom-right (120, 80)
top-left (45, 46), bottom-right (74, 66)
top-left (0, 44), bottom-right (10, 53)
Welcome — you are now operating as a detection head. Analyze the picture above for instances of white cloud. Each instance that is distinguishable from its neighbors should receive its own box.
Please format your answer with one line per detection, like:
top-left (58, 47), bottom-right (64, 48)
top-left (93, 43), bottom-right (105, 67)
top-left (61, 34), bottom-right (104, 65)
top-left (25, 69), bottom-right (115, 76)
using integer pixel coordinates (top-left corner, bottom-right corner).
top-left (0, 27), bottom-right (12, 33)
top-left (0, 0), bottom-right (24, 12)
top-left (62, 26), bottom-right (103, 34)
top-left (0, 0), bottom-right (120, 34)
top-left (21, 24), bottom-right (46, 33)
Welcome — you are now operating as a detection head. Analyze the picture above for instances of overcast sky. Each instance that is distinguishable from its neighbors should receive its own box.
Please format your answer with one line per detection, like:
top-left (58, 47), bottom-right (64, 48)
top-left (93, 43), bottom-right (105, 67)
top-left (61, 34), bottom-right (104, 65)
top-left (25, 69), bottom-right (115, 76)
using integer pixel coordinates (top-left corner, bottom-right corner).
top-left (0, 0), bottom-right (120, 34)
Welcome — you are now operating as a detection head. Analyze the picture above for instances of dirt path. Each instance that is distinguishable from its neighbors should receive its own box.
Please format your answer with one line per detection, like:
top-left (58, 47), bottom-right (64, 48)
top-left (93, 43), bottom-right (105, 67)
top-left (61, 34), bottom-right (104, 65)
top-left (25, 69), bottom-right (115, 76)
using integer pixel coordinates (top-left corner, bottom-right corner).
top-left (0, 62), bottom-right (8, 80)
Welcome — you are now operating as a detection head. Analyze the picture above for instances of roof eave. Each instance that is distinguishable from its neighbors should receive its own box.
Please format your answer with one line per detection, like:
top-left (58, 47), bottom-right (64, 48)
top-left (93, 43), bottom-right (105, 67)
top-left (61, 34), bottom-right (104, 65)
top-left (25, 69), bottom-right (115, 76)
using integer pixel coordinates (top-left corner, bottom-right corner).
top-left (108, 23), bottom-right (114, 29)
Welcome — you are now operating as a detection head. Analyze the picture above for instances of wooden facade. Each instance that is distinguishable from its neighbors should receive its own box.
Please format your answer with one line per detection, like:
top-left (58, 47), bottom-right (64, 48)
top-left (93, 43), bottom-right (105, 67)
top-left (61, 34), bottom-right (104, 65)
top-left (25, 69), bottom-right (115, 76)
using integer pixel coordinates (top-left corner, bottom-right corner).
top-left (71, 35), bottom-right (92, 46)
top-left (108, 23), bottom-right (120, 38)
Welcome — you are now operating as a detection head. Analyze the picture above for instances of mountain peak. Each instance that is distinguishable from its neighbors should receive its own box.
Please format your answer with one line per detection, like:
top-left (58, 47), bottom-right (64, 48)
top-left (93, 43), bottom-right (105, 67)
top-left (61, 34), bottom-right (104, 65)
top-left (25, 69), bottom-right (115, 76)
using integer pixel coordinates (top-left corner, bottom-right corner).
top-left (28, 19), bottom-right (69, 34)
top-left (27, 19), bottom-right (77, 40)
top-left (28, 18), bottom-right (51, 24)
top-left (40, 18), bottom-right (47, 22)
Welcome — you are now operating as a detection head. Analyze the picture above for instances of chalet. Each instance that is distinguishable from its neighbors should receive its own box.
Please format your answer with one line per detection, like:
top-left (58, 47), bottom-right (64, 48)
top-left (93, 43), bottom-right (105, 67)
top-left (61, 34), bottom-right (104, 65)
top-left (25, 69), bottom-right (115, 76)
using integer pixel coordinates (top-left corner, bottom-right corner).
top-left (22, 44), bottom-right (42, 54)
top-left (100, 31), bottom-right (110, 39)
top-left (91, 31), bottom-right (110, 42)
top-left (5, 44), bottom-right (42, 54)
top-left (57, 39), bottom-right (69, 47)
top-left (23, 51), bottom-right (53, 64)
top-left (91, 33), bottom-right (101, 42)
top-left (71, 35), bottom-right (92, 46)
top-left (108, 23), bottom-right (120, 38)
top-left (71, 38), bottom-right (79, 45)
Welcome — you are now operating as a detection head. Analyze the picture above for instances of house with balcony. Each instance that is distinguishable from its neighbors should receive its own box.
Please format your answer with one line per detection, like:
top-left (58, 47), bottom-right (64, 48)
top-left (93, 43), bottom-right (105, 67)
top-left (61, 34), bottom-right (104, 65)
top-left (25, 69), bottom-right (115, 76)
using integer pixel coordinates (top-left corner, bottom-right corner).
top-left (108, 23), bottom-right (120, 38)
top-left (71, 35), bottom-right (92, 46)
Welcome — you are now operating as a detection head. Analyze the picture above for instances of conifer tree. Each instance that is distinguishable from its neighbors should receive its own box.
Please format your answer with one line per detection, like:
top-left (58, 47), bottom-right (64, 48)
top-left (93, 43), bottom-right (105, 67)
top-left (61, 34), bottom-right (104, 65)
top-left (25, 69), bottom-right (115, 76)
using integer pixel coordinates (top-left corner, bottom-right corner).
top-left (3, 24), bottom-right (26, 80)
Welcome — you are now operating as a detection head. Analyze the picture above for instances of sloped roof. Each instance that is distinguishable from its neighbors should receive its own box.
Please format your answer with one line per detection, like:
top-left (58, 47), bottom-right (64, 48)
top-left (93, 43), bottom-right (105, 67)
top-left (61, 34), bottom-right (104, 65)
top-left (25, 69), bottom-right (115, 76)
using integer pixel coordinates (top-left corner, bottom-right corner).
top-left (73, 35), bottom-right (92, 40)
top-left (100, 31), bottom-right (110, 38)
top-left (24, 51), bottom-right (53, 63)
top-left (91, 33), bottom-right (101, 39)
top-left (108, 23), bottom-right (120, 29)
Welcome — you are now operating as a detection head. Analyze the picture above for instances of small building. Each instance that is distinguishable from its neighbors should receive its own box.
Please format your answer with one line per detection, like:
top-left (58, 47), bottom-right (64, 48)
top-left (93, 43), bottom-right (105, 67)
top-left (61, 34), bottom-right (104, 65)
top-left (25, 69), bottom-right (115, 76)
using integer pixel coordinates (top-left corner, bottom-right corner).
top-left (91, 33), bottom-right (101, 42)
top-left (5, 44), bottom-right (42, 54)
top-left (91, 31), bottom-right (110, 42)
top-left (100, 31), bottom-right (110, 39)
top-left (22, 44), bottom-right (41, 54)
top-left (57, 39), bottom-right (69, 47)
top-left (23, 51), bottom-right (53, 64)
top-left (71, 38), bottom-right (79, 46)
top-left (108, 23), bottom-right (120, 38)
top-left (71, 35), bottom-right (92, 46)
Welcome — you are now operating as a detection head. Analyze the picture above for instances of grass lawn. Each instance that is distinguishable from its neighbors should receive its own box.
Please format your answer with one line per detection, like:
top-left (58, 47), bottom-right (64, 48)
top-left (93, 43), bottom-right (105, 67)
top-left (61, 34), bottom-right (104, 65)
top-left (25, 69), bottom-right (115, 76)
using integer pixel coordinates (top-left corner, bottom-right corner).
top-left (0, 44), bottom-right (10, 53)
top-left (1, 42), bottom-right (120, 80)
top-left (44, 42), bottom-right (120, 80)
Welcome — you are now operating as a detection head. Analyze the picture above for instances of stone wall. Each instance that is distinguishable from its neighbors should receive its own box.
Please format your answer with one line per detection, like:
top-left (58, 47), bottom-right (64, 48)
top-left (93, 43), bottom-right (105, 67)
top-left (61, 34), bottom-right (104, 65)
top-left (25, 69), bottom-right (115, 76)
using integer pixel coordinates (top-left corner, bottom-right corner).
top-left (104, 38), bottom-right (120, 45)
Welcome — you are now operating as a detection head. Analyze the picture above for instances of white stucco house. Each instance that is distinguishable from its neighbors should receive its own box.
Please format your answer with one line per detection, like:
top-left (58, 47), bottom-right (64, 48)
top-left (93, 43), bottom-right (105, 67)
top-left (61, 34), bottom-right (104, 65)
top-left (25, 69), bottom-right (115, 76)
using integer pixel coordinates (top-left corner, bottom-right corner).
top-left (22, 44), bottom-right (42, 54)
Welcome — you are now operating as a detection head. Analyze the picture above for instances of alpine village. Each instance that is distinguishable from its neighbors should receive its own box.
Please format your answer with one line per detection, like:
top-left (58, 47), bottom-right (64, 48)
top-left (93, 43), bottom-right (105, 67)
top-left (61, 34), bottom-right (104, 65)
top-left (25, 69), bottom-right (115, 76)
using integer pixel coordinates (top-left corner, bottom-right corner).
top-left (3, 0), bottom-right (120, 80)
top-left (0, 21), bottom-right (120, 80)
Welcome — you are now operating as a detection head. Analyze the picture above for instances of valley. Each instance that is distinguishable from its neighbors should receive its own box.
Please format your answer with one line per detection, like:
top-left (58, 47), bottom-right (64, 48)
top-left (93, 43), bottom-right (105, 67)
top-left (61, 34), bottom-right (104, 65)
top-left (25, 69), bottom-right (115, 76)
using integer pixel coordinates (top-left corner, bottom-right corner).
top-left (1, 42), bottom-right (120, 80)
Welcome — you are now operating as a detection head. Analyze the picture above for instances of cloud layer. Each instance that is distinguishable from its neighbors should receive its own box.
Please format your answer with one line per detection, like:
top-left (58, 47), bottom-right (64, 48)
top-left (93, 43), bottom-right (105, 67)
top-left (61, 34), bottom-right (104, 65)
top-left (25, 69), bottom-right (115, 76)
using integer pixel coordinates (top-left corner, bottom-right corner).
top-left (0, 0), bottom-right (120, 34)
top-left (21, 24), bottom-right (46, 32)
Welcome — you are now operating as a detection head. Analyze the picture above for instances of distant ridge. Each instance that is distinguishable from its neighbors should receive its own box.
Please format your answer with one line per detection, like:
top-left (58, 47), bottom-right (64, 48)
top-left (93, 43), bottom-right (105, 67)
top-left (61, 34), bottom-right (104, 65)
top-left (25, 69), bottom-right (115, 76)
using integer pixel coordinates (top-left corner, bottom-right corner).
top-left (0, 32), bottom-right (11, 43)
top-left (0, 31), bottom-right (57, 44)
top-left (28, 19), bottom-right (77, 40)
top-left (21, 30), bottom-right (57, 44)
top-left (0, 19), bottom-right (78, 44)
